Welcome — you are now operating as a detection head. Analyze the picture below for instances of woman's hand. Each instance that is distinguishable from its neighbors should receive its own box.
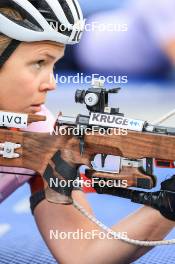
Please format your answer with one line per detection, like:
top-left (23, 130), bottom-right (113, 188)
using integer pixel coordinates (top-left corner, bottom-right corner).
top-left (43, 150), bottom-right (79, 204)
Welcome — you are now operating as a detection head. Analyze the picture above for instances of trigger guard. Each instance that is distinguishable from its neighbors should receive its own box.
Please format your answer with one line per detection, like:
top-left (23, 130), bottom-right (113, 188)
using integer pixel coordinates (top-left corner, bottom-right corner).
top-left (91, 154), bottom-right (121, 173)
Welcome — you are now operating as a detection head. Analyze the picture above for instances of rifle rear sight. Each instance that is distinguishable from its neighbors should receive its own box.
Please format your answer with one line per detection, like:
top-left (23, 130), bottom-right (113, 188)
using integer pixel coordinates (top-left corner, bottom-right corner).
top-left (75, 80), bottom-right (124, 116)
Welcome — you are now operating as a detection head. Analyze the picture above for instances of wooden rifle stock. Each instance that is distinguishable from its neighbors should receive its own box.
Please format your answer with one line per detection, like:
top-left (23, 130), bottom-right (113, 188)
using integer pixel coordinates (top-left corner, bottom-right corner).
top-left (0, 122), bottom-right (174, 189)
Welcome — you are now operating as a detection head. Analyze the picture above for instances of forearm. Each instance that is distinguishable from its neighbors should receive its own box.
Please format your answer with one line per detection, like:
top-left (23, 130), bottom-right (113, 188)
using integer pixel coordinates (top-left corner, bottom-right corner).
top-left (84, 206), bottom-right (174, 264)
top-left (33, 191), bottom-right (174, 264)
top-left (33, 191), bottom-right (97, 263)
top-left (109, 206), bottom-right (174, 263)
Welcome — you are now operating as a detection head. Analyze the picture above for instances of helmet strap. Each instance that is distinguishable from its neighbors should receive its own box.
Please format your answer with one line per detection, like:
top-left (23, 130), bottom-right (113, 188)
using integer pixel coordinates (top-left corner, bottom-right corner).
top-left (0, 39), bottom-right (21, 68)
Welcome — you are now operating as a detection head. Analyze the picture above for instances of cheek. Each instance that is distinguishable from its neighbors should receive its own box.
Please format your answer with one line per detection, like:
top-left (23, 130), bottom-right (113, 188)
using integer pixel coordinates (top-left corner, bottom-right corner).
top-left (0, 62), bottom-right (41, 112)
top-left (16, 70), bottom-right (40, 96)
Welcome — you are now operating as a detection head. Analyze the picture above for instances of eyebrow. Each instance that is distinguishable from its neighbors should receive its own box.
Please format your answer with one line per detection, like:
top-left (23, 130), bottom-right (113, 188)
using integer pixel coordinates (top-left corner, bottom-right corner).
top-left (45, 53), bottom-right (56, 60)
top-left (45, 53), bottom-right (64, 61)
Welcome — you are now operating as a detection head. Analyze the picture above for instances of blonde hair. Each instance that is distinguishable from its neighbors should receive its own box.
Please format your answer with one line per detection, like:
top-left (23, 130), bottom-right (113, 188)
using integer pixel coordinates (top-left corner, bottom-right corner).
top-left (0, 7), bottom-right (23, 55)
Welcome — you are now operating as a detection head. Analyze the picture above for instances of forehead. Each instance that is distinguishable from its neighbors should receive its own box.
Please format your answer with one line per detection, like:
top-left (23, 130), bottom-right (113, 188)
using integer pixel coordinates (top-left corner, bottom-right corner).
top-left (18, 41), bottom-right (65, 58)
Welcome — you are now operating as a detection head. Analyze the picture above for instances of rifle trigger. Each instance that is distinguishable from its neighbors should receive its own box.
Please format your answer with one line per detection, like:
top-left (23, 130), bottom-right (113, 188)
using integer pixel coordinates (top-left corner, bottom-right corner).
top-left (101, 154), bottom-right (107, 168)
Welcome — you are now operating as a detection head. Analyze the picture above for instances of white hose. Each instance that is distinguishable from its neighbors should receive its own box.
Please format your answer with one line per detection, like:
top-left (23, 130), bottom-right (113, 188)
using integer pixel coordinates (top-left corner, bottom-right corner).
top-left (73, 200), bottom-right (175, 246)
top-left (153, 109), bottom-right (175, 125)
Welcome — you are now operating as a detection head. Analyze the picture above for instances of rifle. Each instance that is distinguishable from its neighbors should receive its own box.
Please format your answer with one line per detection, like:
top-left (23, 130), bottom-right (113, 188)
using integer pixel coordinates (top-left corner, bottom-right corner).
top-left (0, 79), bottom-right (175, 246)
top-left (0, 80), bottom-right (174, 191)
top-left (57, 79), bottom-right (175, 189)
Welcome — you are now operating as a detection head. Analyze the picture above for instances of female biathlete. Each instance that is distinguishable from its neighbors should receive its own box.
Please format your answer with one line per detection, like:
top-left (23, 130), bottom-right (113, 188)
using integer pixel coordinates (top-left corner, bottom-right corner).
top-left (0, 1), bottom-right (175, 263)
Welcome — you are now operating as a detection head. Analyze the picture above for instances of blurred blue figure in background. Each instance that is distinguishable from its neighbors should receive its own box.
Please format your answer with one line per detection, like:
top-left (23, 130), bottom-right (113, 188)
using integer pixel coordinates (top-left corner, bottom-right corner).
top-left (57, 1), bottom-right (129, 71)
top-left (78, 0), bottom-right (128, 16)
top-left (74, 0), bottom-right (175, 77)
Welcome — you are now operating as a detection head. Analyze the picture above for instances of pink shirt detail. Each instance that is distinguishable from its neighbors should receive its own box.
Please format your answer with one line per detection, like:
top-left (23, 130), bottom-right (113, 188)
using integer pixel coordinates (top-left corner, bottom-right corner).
top-left (0, 105), bottom-right (55, 203)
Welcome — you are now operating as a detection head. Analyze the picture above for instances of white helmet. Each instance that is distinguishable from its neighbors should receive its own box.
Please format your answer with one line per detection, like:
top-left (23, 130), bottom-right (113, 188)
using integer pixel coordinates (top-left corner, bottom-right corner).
top-left (0, 0), bottom-right (85, 45)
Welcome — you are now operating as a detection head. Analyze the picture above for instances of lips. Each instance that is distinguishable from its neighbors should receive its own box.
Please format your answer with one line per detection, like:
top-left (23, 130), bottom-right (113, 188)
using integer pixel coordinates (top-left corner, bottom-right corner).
top-left (30, 104), bottom-right (43, 113)
top-left (32, 102), bottom-right (44, 106)
top-left (32, 104), bottom-right (42, 107)
top-left (31, 102), bottom-right (45, 108)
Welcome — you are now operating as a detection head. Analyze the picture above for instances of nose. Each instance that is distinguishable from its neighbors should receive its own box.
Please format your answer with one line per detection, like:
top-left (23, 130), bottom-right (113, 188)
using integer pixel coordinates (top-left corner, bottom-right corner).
top-left (39, 72), bottom-right (57, 92)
